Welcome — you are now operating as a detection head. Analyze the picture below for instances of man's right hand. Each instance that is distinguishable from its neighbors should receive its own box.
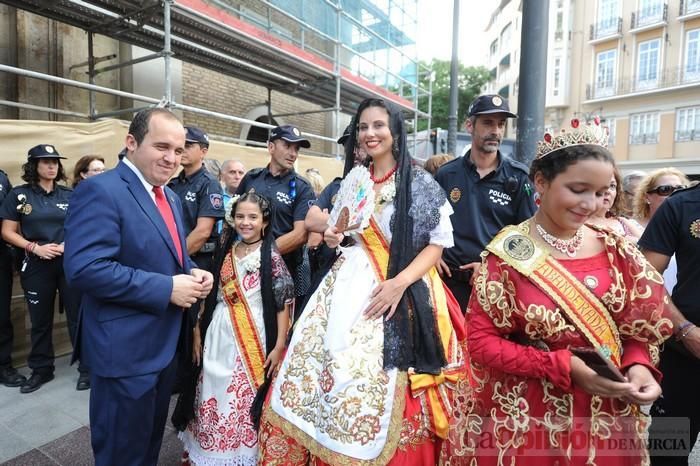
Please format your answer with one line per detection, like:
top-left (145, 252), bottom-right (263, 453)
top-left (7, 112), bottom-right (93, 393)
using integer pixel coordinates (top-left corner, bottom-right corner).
top-left (170, 274), bottom-right (204, 308)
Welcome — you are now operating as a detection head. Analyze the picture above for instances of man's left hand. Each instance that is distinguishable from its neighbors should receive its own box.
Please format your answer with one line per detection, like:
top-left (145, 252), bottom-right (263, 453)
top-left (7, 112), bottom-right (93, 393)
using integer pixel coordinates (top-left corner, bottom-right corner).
top-left (191, 268), bottom-right (214, 299)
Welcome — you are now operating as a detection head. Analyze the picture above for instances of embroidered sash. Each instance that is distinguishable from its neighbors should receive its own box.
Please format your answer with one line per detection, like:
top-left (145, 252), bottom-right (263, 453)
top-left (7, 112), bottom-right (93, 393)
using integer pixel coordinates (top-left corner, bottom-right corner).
top-left (358, 216), bottom-right (390, 282)
top-left (219, 249), bottom-right (266, 390)
top-left (486, 225), bottom-right (622, 367)
top-left (359, 217), bottom-right (462, 439)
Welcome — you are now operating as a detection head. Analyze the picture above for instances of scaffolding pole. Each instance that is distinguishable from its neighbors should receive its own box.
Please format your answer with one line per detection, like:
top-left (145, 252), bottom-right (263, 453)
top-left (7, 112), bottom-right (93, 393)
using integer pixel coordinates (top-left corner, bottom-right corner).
top-left (88, 31), bottom-right (96, 119)
top-left (163, 0), bottom-right (173, 106)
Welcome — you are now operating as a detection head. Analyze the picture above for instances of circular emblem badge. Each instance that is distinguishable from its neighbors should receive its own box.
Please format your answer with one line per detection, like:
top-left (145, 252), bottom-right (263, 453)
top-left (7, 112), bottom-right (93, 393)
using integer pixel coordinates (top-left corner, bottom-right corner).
top-left (690, 219), bottom-right (700, 239)
top-left (292, 127), bottom-right (301, 136)
top-left (504, 234), bottom-right (535, 261)
top-left (44, 145), bottom-right (54, 154)
top-left (492, 96), bottom-right (503, 107)
top-left (21, 203), bottom-right (32, 215)
top-left (449, 187), bottom-right (462, 203)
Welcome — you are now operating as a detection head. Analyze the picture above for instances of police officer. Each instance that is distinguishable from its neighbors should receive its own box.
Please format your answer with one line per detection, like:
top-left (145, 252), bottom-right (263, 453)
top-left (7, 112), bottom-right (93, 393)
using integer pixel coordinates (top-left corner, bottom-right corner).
top-left (167, 126), bottom-right (224, 273)
top-left (0, 168), bottom-right (24, 387)
top-left (640, 183), bottom-right (700, 465)
top-left (236, 124), bottom-right (315, 311)
top-left (0, 144), bottom-right (81, 393)
top-left (435, 95), bottom-right (536, 310)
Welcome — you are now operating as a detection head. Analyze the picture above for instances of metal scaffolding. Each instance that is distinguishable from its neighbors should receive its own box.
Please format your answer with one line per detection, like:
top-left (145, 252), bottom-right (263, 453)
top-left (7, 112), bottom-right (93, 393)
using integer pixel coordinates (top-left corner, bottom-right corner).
top-left (0, 0), bottom-right (432, 157)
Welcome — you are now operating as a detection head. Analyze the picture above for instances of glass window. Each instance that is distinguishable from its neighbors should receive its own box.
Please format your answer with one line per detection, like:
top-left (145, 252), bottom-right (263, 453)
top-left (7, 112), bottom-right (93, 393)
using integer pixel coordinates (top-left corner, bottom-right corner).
top-left (553, 57), bottom-right (561, 96)
top-left (595, 49), bottom-right (616, 97)
top-left (637, 38), bottom-right (660, 89)
top-left (597, 0), bottom-right (619, 35)
top-left (500, 23), bottom-right (512, 51)
top-left (630, 112), bottom-right (660, 144)
top-left (686, 29), bottom-right (700, 82)
top-left (602, 118), bottom-right (616, 146)
top-left (676, 107), bottom-right (700, 141)
top-left (637, 0), bottom-right (664, 27)
top-left (490, 39), bottom-right (499, 58)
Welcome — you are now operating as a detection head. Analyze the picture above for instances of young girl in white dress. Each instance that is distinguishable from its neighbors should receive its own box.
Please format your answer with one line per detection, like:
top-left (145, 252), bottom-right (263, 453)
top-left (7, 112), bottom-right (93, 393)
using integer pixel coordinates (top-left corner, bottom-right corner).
top-left (174, 192), bottom-right (294, 466)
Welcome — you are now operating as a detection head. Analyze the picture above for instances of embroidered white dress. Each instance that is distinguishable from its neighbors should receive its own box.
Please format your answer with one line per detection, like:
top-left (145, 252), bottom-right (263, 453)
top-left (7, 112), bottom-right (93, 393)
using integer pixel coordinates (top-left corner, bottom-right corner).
top-left (180, 249), bottom-right (265, 466)
top-left (268, 200), bottom-right (454, 461)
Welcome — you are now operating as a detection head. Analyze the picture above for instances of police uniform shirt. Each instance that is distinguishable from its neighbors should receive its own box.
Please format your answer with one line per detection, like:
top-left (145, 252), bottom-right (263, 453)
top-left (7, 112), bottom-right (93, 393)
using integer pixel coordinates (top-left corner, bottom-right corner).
top-left (167, 166), bottom-right (224, 241)
top-left (639, 184), bottom-right (700, 322)
top-left (435, 150), bottom-right (536, 267)
top-left (0, 183), bottom-right (72, 244)
top-left (236, 167), bottom-right (315, 240)
top-left (315, 177), bottom-right (341, 211)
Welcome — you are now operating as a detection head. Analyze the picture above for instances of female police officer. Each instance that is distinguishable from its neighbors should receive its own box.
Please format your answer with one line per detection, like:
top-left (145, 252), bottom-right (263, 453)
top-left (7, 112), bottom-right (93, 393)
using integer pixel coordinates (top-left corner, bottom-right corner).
top-left (0, 144), bottom-right (82, 393)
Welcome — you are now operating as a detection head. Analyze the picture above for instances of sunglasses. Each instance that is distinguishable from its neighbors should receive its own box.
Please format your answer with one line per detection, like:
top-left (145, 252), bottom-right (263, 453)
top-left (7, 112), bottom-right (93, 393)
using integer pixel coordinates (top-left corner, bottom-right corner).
top-left (646, 184), bottom-right (686, 196)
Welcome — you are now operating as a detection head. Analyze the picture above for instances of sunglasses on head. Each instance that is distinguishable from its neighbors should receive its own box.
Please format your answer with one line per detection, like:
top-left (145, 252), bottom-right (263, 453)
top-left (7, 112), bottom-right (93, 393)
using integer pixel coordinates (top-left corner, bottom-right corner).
top-left (646, 184), bottom-right (686, 196)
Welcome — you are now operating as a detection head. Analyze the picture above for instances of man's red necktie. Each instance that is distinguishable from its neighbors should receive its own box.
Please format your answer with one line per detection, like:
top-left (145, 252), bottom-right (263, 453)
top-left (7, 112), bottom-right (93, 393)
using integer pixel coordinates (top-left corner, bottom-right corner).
top-left (153, 186), bottom-right (183, 265)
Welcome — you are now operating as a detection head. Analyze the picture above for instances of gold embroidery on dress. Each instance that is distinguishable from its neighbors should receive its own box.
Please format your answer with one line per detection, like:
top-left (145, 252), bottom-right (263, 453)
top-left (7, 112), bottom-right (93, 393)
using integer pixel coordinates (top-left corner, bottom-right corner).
top-left (523, 304), bottom-right (576, 341)
top-left (267, 255), bottom-right (407, 465)
top-left (491, 381), bottom-right (530, 466)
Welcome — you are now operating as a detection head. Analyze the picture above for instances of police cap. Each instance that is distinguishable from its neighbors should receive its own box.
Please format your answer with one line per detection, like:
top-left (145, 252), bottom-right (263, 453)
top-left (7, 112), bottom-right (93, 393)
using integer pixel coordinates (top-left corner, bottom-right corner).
top-left (468, 94), bottom-right (517, 119)
top-left (269, 125), bottom-right (311, 148)
top-left (27, 144), bottom-right (66, 160)
top-left (185, 126), bottom-right (210, 146)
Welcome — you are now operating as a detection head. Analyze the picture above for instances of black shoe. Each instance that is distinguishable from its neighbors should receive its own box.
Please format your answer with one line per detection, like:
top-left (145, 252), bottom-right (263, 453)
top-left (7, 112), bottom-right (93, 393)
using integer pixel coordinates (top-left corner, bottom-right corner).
top-left (20, 372), bottom-right (54, 394)
top-left (76, 373), bottom-right (90, 391)
top-left (0, 367), bottom-right (27, 388)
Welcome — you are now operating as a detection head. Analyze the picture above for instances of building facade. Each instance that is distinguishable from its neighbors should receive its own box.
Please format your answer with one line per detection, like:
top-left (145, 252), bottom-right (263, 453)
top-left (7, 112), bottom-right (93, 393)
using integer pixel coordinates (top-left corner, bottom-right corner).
top-left (483, 0), bottom-right (700, 174)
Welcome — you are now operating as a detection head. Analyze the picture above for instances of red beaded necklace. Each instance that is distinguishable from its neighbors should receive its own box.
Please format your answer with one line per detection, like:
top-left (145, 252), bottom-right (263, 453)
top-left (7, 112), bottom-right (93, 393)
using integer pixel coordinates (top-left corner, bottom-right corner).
top-left (369, 163), bottom-right (398, 184)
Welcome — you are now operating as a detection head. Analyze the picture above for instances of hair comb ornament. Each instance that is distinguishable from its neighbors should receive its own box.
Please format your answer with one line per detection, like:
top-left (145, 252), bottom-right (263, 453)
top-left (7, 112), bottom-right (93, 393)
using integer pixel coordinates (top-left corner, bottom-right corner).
top-left (535, 117), bottom-right (609, 160)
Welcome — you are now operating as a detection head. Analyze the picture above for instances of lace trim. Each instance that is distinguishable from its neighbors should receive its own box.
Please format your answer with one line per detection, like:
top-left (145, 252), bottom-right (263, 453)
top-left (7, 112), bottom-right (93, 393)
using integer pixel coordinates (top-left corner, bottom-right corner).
top-left (403, 167), bottom-right (445, 250)
top-left (179, 432), bottom-right (258, 466)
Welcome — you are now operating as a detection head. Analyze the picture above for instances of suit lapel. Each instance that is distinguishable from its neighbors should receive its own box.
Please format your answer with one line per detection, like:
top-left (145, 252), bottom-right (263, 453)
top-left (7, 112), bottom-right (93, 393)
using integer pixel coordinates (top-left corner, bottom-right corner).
top-left (117, 162), bottom-right (182, 266)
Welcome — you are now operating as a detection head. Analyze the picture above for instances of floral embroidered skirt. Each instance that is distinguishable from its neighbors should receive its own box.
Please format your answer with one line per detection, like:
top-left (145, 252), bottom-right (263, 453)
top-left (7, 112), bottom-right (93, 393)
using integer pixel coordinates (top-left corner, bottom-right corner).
top-left (180, 300), bottom-right (260, 466)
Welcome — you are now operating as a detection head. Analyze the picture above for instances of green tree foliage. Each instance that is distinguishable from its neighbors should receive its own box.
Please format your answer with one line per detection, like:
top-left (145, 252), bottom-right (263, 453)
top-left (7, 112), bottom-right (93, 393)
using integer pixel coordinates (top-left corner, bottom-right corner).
top-left (402, 60), bottom-right (490, 132)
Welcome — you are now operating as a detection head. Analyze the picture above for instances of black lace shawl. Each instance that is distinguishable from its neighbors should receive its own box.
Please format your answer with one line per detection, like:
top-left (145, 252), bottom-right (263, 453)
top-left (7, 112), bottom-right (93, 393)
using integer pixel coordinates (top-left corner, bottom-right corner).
top-left (344, 99), bottom-right (447, 375)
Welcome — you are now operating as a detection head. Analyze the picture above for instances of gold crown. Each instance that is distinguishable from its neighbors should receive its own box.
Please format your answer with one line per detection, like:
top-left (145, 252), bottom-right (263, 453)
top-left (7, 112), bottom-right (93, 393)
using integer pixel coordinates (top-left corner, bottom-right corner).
top-left (535, 117), bottom-right (609, 160)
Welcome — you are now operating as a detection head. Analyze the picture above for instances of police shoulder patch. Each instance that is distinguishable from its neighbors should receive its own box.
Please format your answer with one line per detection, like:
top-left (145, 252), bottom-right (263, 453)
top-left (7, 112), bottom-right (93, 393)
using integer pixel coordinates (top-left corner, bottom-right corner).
top-left (209, 193), bottom-right (224, 209)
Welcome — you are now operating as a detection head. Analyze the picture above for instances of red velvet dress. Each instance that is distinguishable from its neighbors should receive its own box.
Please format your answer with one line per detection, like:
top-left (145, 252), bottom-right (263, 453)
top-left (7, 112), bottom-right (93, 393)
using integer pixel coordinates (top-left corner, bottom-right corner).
top-left (446, 228), bottom-right (672, 466)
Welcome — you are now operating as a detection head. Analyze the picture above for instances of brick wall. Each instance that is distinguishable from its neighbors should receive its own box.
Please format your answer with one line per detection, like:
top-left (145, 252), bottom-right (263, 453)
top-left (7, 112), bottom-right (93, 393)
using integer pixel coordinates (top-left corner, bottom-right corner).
top-left (181, 62), bottom-right (330, 153)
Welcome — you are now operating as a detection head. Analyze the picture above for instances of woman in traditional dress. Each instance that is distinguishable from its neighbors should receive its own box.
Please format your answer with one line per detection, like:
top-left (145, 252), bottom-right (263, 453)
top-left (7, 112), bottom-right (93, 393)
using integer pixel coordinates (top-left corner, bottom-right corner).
top-left (257, 98), bottom-right (467, 465)
top-left (449, 119), bottom-right (673, 465)
top-left (173, 192), bottom-right (295, 465)
top-left (588, 167), bottom-right (643, 242)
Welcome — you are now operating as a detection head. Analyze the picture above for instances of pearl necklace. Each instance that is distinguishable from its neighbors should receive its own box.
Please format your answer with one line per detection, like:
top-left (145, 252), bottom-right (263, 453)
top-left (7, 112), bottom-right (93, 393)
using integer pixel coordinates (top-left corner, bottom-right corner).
top-left (536, 224), bottom-right (584, 257)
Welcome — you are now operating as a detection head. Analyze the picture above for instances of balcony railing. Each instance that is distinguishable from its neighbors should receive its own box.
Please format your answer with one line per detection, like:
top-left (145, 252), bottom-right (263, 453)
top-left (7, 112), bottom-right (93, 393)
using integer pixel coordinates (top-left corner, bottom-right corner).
top-left (586, 66), bottom-right (700, 100)
top-left (680, 0), bottom-right (700, 16)
top-left (589, 17), bottom-right (622, 41)
top-left (676, 129), bottom-right (700, 141)
top-left (631, 3), bottom-right (668, 29)
top-left (630, 133), bottom-right (659, 145)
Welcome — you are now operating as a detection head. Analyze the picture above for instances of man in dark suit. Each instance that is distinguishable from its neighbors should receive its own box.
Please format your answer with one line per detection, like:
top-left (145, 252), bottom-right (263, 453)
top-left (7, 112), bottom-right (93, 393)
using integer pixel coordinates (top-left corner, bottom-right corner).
top-left (64, 108), bottom-right (213, 466)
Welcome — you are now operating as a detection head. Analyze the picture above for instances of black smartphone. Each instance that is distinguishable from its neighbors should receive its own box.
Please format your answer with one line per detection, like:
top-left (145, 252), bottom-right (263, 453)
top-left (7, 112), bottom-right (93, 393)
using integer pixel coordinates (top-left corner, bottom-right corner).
top-left (571, 347), bottom-right (626, 383)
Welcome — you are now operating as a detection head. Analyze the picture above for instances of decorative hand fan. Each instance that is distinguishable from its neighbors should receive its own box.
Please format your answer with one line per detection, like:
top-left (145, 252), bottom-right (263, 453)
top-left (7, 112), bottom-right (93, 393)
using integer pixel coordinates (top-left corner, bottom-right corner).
top-left (328, 166), bottom-right (375, 234)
